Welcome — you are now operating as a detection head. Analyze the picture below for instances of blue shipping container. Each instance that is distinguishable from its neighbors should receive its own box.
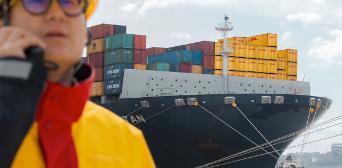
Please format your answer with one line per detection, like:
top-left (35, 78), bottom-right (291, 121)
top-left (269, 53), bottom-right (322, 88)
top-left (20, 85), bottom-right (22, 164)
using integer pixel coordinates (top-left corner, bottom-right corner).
top-left (147, 50), bottom-right (193, 65)
top-left (147, 63), bottom-right (170, 71)
top-left (104, 64), bottom-right (133, 80)
top-left (191, 50), bottom-right (203, 65)
top-left (104, 78), bottom-right (122, 95)
top-left (203, 69), bottom-right (214, 74)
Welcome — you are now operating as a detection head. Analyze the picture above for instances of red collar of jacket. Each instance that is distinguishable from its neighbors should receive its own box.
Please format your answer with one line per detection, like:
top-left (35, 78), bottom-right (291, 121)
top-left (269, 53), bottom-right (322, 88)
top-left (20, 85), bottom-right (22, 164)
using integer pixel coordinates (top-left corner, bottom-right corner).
top-left (36, 63), bottom-right (95, 168)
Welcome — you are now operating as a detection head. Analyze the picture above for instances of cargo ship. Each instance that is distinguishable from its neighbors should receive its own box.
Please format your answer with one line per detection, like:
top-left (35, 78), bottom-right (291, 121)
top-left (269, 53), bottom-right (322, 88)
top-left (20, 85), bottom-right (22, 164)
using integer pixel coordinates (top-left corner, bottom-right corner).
top-left (85, 16), bottom-right (332, 168)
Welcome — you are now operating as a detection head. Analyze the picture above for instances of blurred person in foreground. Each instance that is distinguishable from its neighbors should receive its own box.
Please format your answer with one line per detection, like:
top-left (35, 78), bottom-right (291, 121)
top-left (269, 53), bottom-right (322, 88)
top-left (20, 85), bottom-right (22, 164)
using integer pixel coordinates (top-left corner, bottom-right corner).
top-left (0, 0), bottom-right (155, 167)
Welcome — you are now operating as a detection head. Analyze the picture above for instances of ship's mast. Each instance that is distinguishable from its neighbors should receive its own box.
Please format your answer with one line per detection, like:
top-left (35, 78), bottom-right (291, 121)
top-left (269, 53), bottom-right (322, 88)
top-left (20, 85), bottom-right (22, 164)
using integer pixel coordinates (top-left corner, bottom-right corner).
top-left (215, 14), bottom-right (233, 77)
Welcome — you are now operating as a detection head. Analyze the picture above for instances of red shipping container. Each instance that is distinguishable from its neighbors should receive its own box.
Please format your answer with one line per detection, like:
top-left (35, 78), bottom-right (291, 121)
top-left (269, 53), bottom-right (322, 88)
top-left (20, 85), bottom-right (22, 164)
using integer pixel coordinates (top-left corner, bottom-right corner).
top-left (180, 63), bottom-right (192, 73)
top-left (146, 47), bottom-right (166, 56)
top-left (188, 41), bottom-right (215, 55)
top-left (88, 52), bottom-right (103, 68)
top-left (95, 67), bottom-right (103, 82)
top-left (89, 24), bottom-right (115, 40)
top-left (203, 55), bottom-right (214, 69)
top-left (134, 49), bottom-right (147, 64)
top-left (134, 35), bottom-right (146, 50)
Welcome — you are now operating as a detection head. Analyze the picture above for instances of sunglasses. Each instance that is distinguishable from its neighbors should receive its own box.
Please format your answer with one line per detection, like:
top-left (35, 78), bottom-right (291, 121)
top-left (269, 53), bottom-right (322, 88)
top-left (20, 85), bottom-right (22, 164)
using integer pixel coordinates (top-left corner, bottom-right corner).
top-left (20, 0), bottom-right (88, 17)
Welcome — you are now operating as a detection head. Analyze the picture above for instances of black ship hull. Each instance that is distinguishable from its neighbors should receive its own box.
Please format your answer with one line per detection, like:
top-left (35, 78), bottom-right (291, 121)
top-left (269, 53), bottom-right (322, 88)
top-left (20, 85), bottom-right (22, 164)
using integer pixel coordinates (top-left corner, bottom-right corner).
top-left (95, 94), bottom-right (332, 168)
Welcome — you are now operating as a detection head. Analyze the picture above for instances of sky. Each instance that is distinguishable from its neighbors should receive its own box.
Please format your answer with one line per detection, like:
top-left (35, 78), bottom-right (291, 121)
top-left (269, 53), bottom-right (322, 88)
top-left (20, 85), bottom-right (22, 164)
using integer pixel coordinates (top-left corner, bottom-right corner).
top-left (88, 0), bottom-right (342, 154)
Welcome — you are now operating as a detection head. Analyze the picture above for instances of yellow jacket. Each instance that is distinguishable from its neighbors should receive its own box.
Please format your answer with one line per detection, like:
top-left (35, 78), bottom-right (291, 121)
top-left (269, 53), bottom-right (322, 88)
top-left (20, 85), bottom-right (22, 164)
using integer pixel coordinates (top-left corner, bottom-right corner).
top-left (10, 64), bottom-right (155, 168)
top-left (12, 101), bottom-right (155, 168)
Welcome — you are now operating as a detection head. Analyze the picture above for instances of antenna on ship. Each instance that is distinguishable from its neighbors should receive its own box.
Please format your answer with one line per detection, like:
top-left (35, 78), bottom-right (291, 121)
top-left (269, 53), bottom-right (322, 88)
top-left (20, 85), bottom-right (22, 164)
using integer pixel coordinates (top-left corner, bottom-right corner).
top-left (216, 13), bottom-right (234, 93)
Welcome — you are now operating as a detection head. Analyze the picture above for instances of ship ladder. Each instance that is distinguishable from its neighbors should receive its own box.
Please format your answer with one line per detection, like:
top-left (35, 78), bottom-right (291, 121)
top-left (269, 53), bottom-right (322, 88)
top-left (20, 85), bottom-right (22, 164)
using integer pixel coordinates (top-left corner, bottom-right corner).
top-left (231, 101), bottom-right (281, 157)
top-left (197, 104), bottom-right (279, 160)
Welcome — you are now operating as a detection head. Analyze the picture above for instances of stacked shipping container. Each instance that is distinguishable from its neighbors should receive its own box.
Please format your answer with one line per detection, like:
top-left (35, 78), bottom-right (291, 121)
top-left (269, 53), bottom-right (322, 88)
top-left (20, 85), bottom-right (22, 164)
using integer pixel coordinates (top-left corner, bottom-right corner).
top-left (87, 23), bottom-right (299, 97)
top-left (104, 32), bottom-right (147, 95)
top-left (86, 24), bottom-right (148, 96)
top-left (214, 33), bottom-right (297, 80)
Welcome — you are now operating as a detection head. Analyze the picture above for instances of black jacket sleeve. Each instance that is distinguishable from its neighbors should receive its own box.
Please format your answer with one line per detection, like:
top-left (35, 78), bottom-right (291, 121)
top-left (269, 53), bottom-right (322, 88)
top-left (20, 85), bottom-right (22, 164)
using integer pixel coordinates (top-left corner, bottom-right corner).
top-left (0, 55), bottom-right (47, 167)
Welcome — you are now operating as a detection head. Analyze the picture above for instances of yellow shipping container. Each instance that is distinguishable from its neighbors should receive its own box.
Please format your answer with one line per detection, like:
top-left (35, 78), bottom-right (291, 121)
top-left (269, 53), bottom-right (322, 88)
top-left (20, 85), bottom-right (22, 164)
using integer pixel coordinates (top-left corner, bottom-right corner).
top-left (229, 37), bottom-right (248, 44)
top-left (288, 49), bottom-right (298, 62)
top-left (287, 75), bottom-right (297, 81)
top-left (215, 40), bottom-right (242, 56)
top-left (278, 49), bottom-right (297, 62)
top-left (214, 70), bottom-right (222, 76)
top-left (247, 46), bottom-right (257, 59)
top-left (277, 70), bottom-right (287, 80)
top-left (192, 65), bottom-right (203, 74)
top-left (268, 47), bottom-right (277, 60)
top-left (257, 47), bottom-right (267, 59)
top-left (255, 46), bottom-right (262, 59)
top-left (277, 58), bottom-right (287, 70)
top-left (267, 60), bottom-right (277, 74)
top-left (287, 62), bottom-right (297, 76)
top-left (87, 38), bottom-right (104, 55)
top-left (91, 82), bottom-right (104, 97)
top-left (134, 64), bottom-right (147, 70)
top-left (231, 45), bottom-right (246, 57)
top-left (214, 57), bottom-right (237, 71)
top-left (257, 60), bottom-right (267, 73)
top-left (267, 74), bottom-right (277, 80)
top-left (215, 42), bottom-right (222, 55)
top-left (247, 33), bottom-right (278, 47)
top-left (214, 56), bottom-right (222, 69)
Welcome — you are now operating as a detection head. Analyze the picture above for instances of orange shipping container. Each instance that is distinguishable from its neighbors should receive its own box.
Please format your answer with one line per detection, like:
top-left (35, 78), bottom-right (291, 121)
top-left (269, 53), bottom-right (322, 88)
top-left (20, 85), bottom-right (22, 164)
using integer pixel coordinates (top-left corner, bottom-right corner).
top-left (134, 64), bottom-right (146, 70)
top-left (87, 38), bottom-right (104, 55)
top-left (192, 65), bottom-right (203, 74)
top-left (91, 82), bottom-right (104, 97)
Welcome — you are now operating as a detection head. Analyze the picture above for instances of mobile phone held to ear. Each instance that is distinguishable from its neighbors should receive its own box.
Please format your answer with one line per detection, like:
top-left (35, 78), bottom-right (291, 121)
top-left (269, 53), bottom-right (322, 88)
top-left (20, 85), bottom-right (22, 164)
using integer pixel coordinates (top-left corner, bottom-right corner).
top-left (0, 46), bottom-right (48, 167)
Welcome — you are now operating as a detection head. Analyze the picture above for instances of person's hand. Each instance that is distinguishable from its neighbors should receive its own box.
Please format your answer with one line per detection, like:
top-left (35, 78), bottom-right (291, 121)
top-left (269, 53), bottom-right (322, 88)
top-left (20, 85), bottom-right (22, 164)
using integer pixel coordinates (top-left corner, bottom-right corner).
top-left (0, 27), bottom-right (45, 58)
